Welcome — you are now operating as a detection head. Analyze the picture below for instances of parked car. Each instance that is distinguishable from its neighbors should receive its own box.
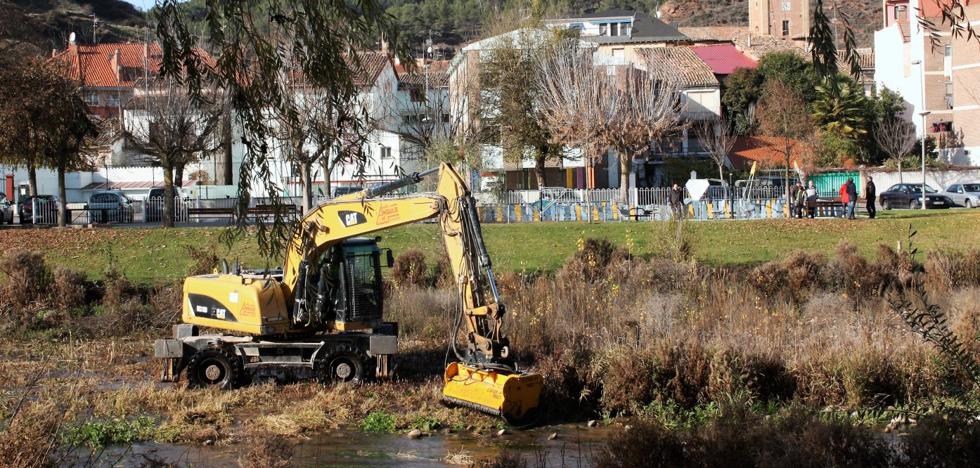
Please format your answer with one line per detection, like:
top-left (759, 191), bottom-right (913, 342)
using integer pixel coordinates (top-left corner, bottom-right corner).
top-left (144, 187), bottom-right (188, 222)
top-left (878, 183), bottom-right (953, 210)
top-left (941, 183), bottom-right (980, 208)
top-left (0, 193), bottom-right (13, 224)
top-left (88, 191), bottom-right (134, 223)
top-left (18, 195), bottom-right (58, 224)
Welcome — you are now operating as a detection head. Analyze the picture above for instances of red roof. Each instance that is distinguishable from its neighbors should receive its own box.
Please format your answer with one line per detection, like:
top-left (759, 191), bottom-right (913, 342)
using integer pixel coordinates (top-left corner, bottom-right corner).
top-left (729, 136), bottom-right (808, 170)
top-left (53, 42), bottom-right (163, 88)
top-left (52, 42), bottom-right (214, 89)
top-left (691, 44), bottom-right (757, 75)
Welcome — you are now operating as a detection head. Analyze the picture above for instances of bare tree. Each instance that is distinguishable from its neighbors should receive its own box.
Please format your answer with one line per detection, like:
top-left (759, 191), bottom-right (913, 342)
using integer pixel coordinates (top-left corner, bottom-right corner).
top-left (537, 39), bottom-right (681, 201)
top-left (756, 80), bottom-right (813, 202)
top-left (127, 78), bottom-right (221, 227)
top-left (695, 117), bottom-right (737, 181)
top-left (873, 116), bottom-right (916, 183)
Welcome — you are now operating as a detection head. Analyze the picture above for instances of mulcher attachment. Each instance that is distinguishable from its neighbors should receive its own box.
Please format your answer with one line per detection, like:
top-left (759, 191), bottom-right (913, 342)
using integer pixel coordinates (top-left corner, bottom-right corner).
top-left (442, 361), bottom-right (543, 422)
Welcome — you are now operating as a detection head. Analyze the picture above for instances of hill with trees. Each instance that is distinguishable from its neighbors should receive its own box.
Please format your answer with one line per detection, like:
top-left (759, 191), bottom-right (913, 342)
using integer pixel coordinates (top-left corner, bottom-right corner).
top-left (1, 0), bottom-right (146, 53)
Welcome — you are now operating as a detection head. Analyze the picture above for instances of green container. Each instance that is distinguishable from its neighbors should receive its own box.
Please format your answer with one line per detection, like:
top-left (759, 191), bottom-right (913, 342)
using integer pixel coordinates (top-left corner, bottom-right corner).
top-left (808, 171), bottom-right (860, 198)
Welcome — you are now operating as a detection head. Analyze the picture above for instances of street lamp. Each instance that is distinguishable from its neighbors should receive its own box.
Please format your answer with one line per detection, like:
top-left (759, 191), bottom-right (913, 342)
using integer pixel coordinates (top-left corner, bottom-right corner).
top-left (919, 110), bottom-right (930, 210)
top-left (911, 59), bottom-right (928, 210)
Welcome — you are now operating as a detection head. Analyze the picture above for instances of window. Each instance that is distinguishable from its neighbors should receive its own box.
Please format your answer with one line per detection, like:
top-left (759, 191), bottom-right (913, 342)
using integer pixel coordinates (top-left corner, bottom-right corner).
top-left (612, 48), bottom-right (625, 59)
top-left (895, 5), bottom-right (907, 19)
top-left (610, 22), bottom-right (619, 37)
top-left (599, 23), bottom-right (608, 36)
top-left (621, 22), bottom-right (631, 36)
top-left (782, 20), bottom-right (790, 36)
top-left (945, 80), bottom-right (953, 109)
top-left (945, 44), bottom-right (953, 57)
top-left (84, 92), bottom-right (99, 105)
top-left (380, 146), bottom-right (392, 160)
top-left (782, 1), bottom-right (791, 11)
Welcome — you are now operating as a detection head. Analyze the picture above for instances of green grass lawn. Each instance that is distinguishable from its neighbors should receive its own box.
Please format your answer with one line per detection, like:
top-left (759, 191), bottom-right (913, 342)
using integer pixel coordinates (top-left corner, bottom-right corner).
top-left (5, 209), bottom-right (978, 283)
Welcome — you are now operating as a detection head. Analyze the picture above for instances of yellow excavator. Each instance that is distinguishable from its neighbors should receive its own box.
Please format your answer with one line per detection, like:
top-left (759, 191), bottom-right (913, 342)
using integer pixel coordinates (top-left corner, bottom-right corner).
top-left (154, 163), bottom-right (542, 421)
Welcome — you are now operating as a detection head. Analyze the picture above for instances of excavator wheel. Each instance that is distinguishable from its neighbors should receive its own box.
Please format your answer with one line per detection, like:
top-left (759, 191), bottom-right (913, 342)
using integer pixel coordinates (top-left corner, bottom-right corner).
top-left (186, 348), bottom-right (244, 390)
top-left (315, 352), bottom-right (365, 383)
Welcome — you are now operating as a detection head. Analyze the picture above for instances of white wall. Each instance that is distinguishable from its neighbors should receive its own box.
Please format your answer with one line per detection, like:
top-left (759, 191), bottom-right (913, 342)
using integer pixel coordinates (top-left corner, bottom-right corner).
top-left (867, 167), bottom-right (980, 192)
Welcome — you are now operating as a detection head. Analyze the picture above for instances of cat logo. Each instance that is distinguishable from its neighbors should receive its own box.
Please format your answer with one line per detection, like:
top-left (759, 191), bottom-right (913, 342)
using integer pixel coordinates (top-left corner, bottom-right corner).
top-left (338, 210), bottom-right (367, 227)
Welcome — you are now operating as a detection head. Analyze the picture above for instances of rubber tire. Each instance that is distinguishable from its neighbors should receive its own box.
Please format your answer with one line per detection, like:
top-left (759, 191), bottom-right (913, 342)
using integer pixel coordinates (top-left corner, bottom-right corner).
top-left (910, 199), bottom-right (921, 210)
top-left (186, 348), bottom-right (244, 390)
top-left (315, 353), bottom-right (365, 383)
top-left (882, 200), bottom-right (892, 210)
top-left (966, 199), bottom-right (973, 209)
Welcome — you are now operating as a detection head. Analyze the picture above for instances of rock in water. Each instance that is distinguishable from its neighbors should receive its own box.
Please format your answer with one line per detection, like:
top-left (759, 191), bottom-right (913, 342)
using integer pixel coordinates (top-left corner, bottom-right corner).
top-left (496, 429), bottom-right (507, 437)
top-left (408, 429), bottom-right (423, 439)
top-left (548, 432), bottom-right (559, 440)
top-left (587, 419), bottom-right (598, 428)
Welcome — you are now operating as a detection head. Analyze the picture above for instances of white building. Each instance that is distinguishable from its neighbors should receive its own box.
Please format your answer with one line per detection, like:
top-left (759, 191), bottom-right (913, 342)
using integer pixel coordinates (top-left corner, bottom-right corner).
top-left (874, 0), bottom-right (980, 166)
top-left (447, 10), bottom-right (722, 190)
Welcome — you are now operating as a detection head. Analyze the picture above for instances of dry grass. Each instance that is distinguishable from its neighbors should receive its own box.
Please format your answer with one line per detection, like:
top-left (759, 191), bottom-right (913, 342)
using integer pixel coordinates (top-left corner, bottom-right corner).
top-left (1, 237), bottom-right (979, 463)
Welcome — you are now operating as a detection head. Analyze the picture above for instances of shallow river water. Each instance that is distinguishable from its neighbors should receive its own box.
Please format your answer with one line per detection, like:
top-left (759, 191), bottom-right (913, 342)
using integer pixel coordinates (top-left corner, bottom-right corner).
top-left (96, 422), bottom-right (615, 467)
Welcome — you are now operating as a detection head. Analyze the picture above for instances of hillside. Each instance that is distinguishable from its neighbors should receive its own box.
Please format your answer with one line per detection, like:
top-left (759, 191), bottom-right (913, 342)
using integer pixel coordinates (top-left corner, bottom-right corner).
top-left (383, 0), bottom-right (882, 50)
top-left (1, 0), bottom-right (146, 54)
top-left (658, 0), bottom-right (881, 46)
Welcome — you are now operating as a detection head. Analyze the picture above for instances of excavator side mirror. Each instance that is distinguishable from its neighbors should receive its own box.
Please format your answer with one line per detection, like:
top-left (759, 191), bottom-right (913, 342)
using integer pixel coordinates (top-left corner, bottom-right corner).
top-left (385, 249), bottom-right (395, 268)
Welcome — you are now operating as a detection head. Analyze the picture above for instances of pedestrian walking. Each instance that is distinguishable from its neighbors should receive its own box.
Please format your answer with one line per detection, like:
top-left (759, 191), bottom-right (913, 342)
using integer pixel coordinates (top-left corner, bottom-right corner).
top-left (806, 181), bottom-right (818, 218)
top-left (839, 182), bottom-right (849, 218)
top-left (669, 183), bottom-right (684, 219)
top-left (846, 178), bottom-right (858, 220)
top-left (794, 182), bottom-right (806, 219)
top-left (865, 176), bottom-right (877, 219)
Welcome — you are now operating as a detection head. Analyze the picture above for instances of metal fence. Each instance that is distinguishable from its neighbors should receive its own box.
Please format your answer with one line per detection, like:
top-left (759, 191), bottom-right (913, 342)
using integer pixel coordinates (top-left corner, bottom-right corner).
top-left (480, 186), bottom-right (800, 223)
top-left (12, 186), bottom-right (818, 227)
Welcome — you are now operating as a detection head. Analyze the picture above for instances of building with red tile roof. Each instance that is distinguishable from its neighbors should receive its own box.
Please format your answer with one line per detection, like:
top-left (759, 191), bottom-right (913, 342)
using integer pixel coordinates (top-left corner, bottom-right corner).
top-left (691, 44), bottom-right (758, 77)
top-left (51, 39), bottom-right (163, 118)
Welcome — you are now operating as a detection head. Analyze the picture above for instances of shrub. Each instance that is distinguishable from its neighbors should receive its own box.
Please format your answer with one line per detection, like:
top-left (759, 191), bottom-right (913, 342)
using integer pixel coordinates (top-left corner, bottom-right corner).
top-left (0, 249), bottom-right (52, 312)
top-left (51, 266), bottom-right (88, 311)
top-left (749, 250), bottom-right (827, 304)
top-left (360, 411), bottom-right (396, 433)
top-left (559, 238), bottom-right (623, 283)
top-left (391, 250), bottom-right (429, 288)
top-left (185, 245), bottom-right (220, 276)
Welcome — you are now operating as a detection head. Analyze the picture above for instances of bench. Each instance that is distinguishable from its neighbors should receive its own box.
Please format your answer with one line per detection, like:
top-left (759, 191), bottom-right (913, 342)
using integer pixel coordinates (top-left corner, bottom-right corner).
top-left (247, 204), bottom-right (300, 219)
top-left (187, 207), bottom-right (236, 221)
top-left (805, 198), bottom-right (845, 218)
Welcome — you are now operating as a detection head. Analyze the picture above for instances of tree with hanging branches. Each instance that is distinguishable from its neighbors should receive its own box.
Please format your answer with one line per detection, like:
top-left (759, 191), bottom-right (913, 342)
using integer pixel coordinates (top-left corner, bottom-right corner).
top-left (154, 0), bottom-right (411, 257)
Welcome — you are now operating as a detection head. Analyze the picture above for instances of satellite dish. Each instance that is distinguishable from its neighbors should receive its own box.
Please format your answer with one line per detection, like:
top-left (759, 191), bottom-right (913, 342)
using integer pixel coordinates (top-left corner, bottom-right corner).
top-left (69, 32), bottom-right (76, 44)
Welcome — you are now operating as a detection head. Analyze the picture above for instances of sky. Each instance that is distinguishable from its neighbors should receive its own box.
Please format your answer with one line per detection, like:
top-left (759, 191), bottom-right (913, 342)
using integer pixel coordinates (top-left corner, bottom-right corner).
top-left (124, 0), bottom-right (158, 11)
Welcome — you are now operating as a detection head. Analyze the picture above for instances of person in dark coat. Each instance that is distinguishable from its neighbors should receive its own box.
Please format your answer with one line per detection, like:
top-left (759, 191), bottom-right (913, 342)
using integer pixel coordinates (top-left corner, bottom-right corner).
top-left (669, 183), bottom-right (684, 219)
top-left (845, 178), bottom-right (858, 220)
top-left (865, 176), bottom-right (877, 219)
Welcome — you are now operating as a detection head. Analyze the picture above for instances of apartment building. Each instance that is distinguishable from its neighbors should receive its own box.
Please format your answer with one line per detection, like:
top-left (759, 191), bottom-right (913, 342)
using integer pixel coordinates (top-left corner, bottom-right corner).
top-left (874, 0), bottom-right (980, 165)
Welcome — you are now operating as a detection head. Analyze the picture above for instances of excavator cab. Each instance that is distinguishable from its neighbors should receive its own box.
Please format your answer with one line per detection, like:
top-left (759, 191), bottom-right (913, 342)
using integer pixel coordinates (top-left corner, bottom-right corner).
top-left (299, 238), bottom-right (390, 331)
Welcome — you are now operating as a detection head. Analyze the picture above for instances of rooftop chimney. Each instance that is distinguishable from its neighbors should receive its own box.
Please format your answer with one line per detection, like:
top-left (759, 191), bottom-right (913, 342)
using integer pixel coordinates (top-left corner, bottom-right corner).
top-left (111, 48), bottom-right (121, 81)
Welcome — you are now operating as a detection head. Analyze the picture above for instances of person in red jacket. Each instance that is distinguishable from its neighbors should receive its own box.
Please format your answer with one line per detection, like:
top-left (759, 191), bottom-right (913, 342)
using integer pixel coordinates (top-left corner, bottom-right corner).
top-left (839, 182), bottom-right (849, 218)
